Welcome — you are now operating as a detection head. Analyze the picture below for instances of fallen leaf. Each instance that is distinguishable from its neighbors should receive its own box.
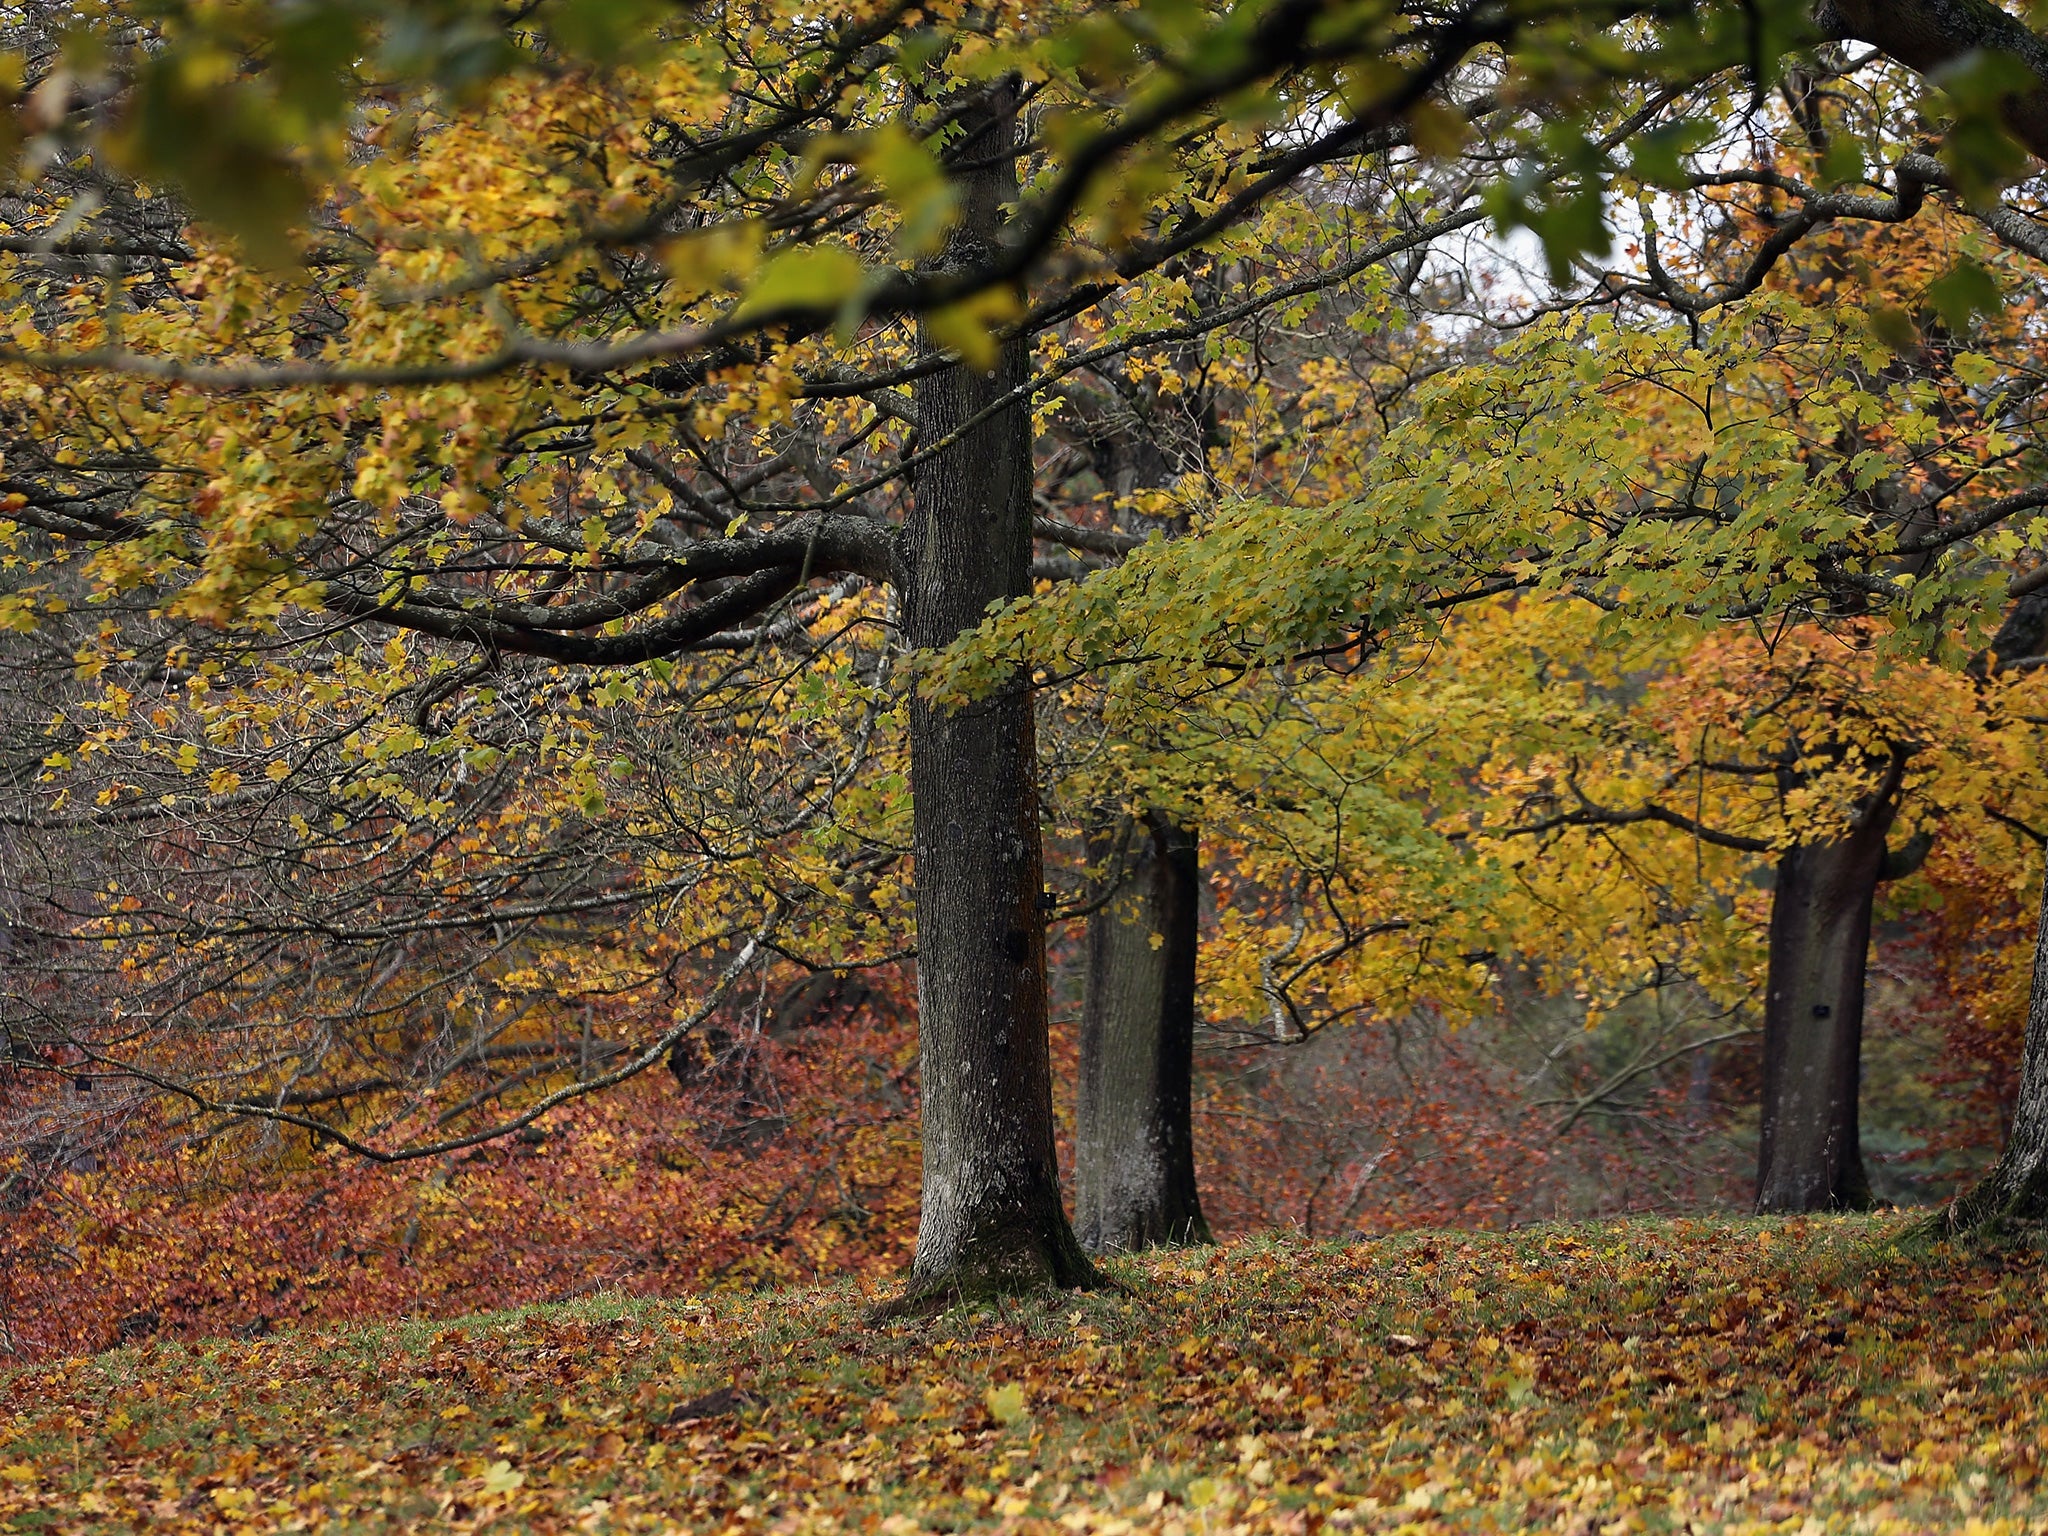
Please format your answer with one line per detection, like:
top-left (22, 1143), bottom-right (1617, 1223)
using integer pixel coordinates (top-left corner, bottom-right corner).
top-left (481, 1460), bottom-right (525, 1496)
top-left (986, 1382), bottom-right (1029, 1425)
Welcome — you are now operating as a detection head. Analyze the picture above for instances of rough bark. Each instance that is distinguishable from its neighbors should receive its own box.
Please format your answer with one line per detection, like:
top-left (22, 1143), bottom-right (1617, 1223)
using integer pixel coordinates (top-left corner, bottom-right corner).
top-left (1818, 0), bottom-right (2048, 161)
top-left (894, 85), bottom-right (1094, 1303)
top-left (1754, 764), bottom-right (1905, 1213)
top-left (1987, 585), bottom-right (2048, 672)
top-left (1935, 861), bottom-right (2048, 1234)
top-left (1075, 814), bottom-right (1211, 1253)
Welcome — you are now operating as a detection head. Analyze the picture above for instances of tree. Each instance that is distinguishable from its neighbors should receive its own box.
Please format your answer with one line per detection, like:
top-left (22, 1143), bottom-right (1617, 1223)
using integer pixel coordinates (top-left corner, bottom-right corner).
top-left (9, 0), bottom-right (1792, 1301)
top-left (1753, 759), bottom-right (1909, 1212)
top-left (893, 81), bottom-right (1095, 1296)
top-left (1927, 608), bottom-right (2048, 1234)
top-left (1048, 339), bottom-right (1215, 1255)
top-left (9, 0), bottom-right (2048, 1287)
top-left (1496, 627), bottom-right (2008, 1211)
top-left (963, 242), bottom-right (2048, 1209)
top-left (1074, 811), bottom-right (1209, 1252)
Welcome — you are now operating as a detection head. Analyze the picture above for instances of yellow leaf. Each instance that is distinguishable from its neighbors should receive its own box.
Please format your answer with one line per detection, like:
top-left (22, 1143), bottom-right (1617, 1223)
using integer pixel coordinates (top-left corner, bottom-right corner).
top-left (480, 1459), bottom-right (525, 1496)
top-left (985, 1382), bottom-right (1028, 1425)
top-left (926, 287), bottom-right (1021, 373)
top-left (210, 1486), bottom-right (257, 1516)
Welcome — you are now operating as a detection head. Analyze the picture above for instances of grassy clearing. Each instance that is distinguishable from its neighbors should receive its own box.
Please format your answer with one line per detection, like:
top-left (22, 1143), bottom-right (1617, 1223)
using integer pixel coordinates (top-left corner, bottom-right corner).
top-left (2, 1215), bottom-right (2045, 1533)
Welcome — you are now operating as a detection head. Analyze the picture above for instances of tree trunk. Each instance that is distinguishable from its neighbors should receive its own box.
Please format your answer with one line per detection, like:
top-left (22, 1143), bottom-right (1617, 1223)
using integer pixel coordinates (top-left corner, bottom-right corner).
top-left (1754, 769), bottom-right (1904, 1213)
top-left (895, 86), bottom-right (1094, 1303)
top-left (1817, 0), bottom-right (2048, 162)
top-left (1936, 859), bottom-right (2048, 1235)
top-left (1068, 345), bottom-right (1214, 1256)
top-left (1075, 813), bottom-right (1212, 1253)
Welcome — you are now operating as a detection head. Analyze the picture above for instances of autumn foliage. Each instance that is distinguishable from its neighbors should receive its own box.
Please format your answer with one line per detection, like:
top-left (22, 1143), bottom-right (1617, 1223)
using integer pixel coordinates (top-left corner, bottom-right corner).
top-left (7, 22), bottom-right (2048, 1536)
top-left (0, 997), bottom-right (924, 1363)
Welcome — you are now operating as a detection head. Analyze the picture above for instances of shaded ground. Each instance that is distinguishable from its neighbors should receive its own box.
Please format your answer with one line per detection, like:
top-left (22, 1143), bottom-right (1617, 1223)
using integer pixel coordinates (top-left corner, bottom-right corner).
top-left (3, 1216), bottom-right (2044, 1533)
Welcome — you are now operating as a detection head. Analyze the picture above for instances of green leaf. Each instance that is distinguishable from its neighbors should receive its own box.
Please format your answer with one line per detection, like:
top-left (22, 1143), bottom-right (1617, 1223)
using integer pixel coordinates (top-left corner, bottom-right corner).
top-left (859, 125), bottom-right (957, 257)
top-left (1953, 351), bottom-right (1998, 388)
top-left (1930, 52), bottom-right (2035, 199)
top-left (734, 246), bottom-right (864, 320)
top-left (1628, 118), bottom-right (1714, 188)
top-left (547, 0), bottom-right (671, 61)
top-left (1926, 259), bottom-right (2003, 333)
top-left (927, 290), bottom-right (1020, 371)
top-left (116, 59), bottom-right (313, 268)
top-left (1819, 134), bottom-right (1864, 187)
top-left (1867, 303), bottom-right (1920, 354)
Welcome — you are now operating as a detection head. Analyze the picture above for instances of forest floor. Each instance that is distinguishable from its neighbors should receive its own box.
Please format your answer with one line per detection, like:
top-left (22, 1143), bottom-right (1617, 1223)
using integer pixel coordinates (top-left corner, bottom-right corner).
top-left (2, 1215), bottom-right (2045, 1534)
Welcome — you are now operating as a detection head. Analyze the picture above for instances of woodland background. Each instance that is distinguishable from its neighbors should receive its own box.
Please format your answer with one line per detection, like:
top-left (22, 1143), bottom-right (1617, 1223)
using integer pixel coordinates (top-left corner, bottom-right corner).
top-left (2, 910), bottom-right (2019, 1364)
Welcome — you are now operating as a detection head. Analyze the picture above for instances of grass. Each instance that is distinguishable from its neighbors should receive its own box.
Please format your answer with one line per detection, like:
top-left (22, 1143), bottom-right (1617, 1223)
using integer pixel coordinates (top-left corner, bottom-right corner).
top-left (3, 1215), bottom-right (2045, 1533)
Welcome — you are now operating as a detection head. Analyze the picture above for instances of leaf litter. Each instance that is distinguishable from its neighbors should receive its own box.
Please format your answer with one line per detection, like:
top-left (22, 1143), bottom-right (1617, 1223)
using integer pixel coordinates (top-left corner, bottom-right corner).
top-left (3, 1215), bottom-right (2046, 1533)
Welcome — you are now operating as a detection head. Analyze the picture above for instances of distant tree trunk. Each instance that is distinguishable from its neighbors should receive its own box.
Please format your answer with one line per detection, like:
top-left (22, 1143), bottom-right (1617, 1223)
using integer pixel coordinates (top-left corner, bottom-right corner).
top-left (1066, 332), bottom-right (1218, 1255)
top-left (896, 84), bottom-right (1094, 1302)
top-left (1920, 582), bottom-right (2048, 1233)
top-left (1755, 759), bottom-right (1907, 1213)
top-left (1075, 813), bottom-right (1211, 1253)
top-left (1931, 588), bottom-right (2048, 1235)
top-left (1937, 859), bottom-right (2048, 1234)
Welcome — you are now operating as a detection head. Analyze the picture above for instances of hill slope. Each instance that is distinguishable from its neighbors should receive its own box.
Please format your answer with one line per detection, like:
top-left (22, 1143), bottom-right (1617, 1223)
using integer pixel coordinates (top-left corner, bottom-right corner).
top-left (2, 1216), bottom-right (2042, 1533)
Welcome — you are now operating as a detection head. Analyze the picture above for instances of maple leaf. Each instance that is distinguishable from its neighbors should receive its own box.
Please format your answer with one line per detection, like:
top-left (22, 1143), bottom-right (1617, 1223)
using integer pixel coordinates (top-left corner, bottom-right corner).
top-left (480, 1459), bottom-right (525, 1496)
